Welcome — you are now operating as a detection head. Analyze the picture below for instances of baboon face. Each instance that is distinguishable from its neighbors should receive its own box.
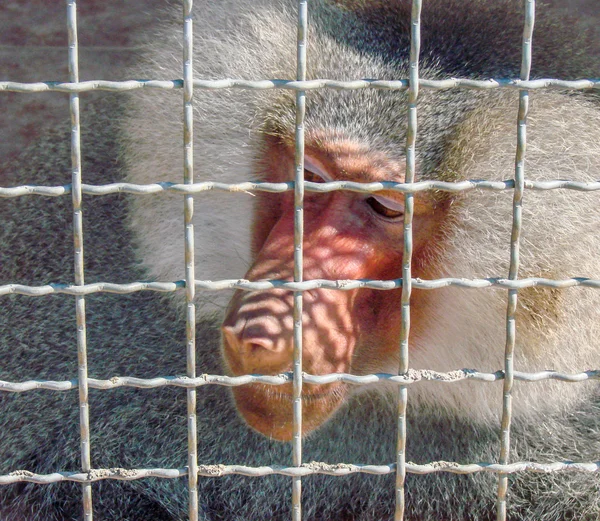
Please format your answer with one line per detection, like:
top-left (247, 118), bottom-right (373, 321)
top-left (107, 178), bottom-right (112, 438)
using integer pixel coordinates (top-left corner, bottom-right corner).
top-left (222, 136), bottom-right (444, 440)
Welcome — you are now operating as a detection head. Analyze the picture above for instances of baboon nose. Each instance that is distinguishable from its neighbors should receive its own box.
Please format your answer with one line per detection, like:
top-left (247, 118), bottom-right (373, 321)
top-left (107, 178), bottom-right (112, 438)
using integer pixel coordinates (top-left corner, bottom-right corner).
top-left (222, 325), bottom-right (278, 354)
top-left (222, 316), bottom-right (293, 369)
top-left (222, 297), bottom-right (294, 373)
top-left (222, 323), bottom-right (292, 374)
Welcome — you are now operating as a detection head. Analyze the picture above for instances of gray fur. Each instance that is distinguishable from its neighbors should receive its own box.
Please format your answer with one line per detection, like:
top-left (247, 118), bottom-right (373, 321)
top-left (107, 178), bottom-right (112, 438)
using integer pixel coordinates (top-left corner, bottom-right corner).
top-left (1, 0), bottom-right (599, 519)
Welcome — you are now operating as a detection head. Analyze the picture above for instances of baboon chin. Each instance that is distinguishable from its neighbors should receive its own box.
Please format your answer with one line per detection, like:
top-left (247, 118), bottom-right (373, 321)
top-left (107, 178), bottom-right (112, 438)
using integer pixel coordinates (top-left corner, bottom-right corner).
top-left (1, 0), bottom-right (600, 519)
top-left (228, 383), bottom-right (348, 441)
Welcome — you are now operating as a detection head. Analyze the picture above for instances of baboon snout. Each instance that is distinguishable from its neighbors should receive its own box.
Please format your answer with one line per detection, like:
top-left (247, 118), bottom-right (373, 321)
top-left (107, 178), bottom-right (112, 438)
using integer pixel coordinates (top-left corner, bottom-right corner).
top-left (222, 291), bottom-right (294, 375)
top-left (221, 288), bottom-right (355, 440)
top-left (222, 288), bottom-right (356, 376)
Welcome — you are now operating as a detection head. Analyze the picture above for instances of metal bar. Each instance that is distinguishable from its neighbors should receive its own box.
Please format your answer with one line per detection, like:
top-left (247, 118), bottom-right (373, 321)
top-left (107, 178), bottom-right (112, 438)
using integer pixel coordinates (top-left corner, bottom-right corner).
top-left (496, 1), bottom-right (535, 519)
top-left (2, 369), bottom-right (600, 394)
top-left (2, 77), bottom-right (598, 93)
top-left (3, 276), bottom-right (600, 298)
top-left (0, 368), bottom-right (596, 390)
top-left (3, 178), bottom-right (600, 198)
top-left (292, 1), bottom-right (308, 519)
top-left (1, 458), bottom-right (598, 485)
top-left (182, 0), bottom-right (198, 519)
top-left (66, 0), bottom-right (92, 519)
top-left (395, 1), bottom-right (421, 519)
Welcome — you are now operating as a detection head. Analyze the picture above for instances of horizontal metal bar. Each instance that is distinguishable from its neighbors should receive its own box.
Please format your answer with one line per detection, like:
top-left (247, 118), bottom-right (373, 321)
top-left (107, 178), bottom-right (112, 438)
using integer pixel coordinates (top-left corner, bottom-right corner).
top-left (1, 78), bottom-right (598, 93)
top-left (1, 459), bottom-right (598, 486)
top-left (0, 281), bottom-right (183, 296)
top-left (2, 276), bottom-right (600, 298)
top-left (3, 179), bottom-right (600, 198)
top-left (1, 369), bottom-right (598, 393)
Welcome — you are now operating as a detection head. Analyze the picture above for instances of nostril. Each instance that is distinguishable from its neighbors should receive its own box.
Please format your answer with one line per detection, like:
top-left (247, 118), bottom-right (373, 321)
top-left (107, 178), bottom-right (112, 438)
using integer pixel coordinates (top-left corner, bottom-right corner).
top-left (222, 325), bottom-right (278, 354)
top-left (245, 338), bottom-right (278, 354)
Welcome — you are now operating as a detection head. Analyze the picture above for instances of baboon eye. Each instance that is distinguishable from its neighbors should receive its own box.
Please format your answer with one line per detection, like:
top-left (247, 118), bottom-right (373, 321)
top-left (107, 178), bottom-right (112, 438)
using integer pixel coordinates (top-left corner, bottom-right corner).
top-left (302, 156), bottom-right (332, 184)
top-left (304, 168), bottom-right (325, 183)
top-left (366, 196), bottom-right (405, 220)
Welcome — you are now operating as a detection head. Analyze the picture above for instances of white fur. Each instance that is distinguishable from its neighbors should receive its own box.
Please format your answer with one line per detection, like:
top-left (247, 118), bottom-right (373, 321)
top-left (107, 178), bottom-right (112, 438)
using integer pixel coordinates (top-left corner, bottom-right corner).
top-left (123, 0), bottom-right (600, 426)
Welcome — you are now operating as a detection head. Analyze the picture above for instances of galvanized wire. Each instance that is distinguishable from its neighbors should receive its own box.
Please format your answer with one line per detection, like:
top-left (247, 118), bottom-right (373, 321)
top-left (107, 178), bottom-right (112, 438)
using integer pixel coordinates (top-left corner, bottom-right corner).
top-left (395, 1), bottom-right (421, 519)
top-left (1, 368), bottom-right (599, 394)
top-left (2, 179), bottom-right (600, 198)
top-left (1, 1), bottom-right (599, 518)
top-left (292, 1), bottom-right (308, 520)
top-left (1, 459), bottom-right (598, 486)
top-left (497, 1), bottom-right (535, 519)
top-left (65, 1), bottom-right (93, 519)
top-left (1, 77), bottom-right (598, 93)
top-left (2, 276), bottom-right (600, 298)
top-left (182, 1), bottom-right (198, 520)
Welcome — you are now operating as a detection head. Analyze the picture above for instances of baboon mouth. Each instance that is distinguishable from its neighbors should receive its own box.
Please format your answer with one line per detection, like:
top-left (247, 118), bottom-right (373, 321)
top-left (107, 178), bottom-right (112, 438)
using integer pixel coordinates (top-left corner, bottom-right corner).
top-left (231, 383), bottom-right (348, 441)
top-left (301, 388), bottom-right (346, 402)
top-left (261, 383), bottom-right (347, 402)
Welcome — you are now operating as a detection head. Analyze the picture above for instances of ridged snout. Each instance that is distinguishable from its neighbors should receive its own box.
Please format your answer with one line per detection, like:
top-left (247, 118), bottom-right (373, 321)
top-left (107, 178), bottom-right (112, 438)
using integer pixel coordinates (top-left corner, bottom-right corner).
top-left (222, 290), bottom-right (295, 375)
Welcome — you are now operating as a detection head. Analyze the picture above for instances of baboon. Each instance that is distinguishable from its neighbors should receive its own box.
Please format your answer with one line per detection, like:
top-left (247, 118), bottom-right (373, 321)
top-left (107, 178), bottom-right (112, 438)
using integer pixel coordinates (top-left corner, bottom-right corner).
top-left (1, 0), bottom-right (599, 519)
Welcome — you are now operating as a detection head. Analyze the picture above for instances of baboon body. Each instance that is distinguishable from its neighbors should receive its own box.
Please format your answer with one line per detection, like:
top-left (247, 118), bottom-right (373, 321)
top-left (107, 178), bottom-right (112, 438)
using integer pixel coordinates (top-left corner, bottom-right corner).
top-left (1, 0), bottom-right (599, 519)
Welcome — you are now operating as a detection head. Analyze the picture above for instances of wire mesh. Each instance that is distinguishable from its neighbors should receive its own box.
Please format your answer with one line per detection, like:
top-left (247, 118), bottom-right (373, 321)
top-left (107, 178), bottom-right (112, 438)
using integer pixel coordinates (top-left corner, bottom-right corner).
top-left (66, 1), bottom-right (93, 518)
top-left (395, 1), bottom-right (421, 518)
top-left (0, 1), bottom-right (599, 520)
top-left (292, 2), bottom-right (308, 519)
top-left (496, 1), bottom-right (535, 518)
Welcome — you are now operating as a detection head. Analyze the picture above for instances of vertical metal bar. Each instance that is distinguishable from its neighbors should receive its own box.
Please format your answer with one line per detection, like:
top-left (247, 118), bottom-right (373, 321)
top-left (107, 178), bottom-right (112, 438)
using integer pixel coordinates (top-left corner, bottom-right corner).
top-left (66, 1), bottom-right (92, 519)
top-left (395, 1), bottom-right (421, 520)
top-left (183, 1), bottom-right (198, 520)
top-left (292, 1), bottom-right (308, 520)
top-left (496, 1), bottom-right (534, 519)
